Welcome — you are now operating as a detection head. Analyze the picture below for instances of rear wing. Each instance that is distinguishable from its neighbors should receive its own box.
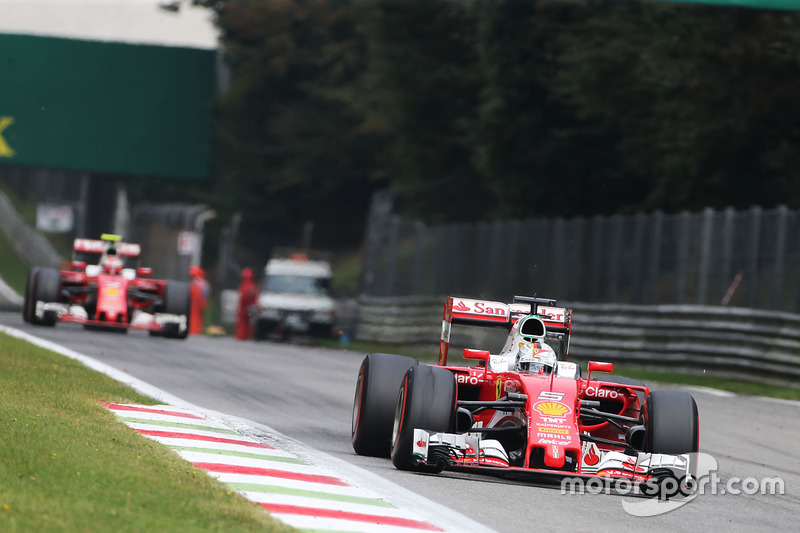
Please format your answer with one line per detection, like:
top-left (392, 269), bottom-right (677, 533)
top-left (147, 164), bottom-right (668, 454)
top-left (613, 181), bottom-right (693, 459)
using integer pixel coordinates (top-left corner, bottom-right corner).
top-left (73, 238), bottom-right (141, 258)
top-left (439, 295), bottom-right (572, 366)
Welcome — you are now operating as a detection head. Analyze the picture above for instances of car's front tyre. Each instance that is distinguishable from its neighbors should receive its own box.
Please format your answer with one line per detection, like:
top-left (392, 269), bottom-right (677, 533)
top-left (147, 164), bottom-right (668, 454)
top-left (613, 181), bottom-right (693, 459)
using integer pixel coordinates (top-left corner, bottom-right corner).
top-left (644, 390), bottom-right (699, 454)
top-left (351, 353), bottom-right (418, 457)
top-left (22, 267), bottom-right (41, 323)
top-left (31, 268), bottom-right (61, 326)
top-left (391, 365), bottom-right (457, 472)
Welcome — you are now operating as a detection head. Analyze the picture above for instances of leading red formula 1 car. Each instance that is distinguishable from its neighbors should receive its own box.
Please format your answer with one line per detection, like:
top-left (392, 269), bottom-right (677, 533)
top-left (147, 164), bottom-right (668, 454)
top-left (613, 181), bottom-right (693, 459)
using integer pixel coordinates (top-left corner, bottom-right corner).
top-left (352, 295), bottom-right (699, 492)
top-left (23, 234), bottom-right (190, 339)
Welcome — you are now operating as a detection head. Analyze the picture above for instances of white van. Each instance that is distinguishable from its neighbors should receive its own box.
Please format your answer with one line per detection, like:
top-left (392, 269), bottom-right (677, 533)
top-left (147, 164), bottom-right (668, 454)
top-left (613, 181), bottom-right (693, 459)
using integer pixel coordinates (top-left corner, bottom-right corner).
top-left (253, 253), bottom-right (337, 340)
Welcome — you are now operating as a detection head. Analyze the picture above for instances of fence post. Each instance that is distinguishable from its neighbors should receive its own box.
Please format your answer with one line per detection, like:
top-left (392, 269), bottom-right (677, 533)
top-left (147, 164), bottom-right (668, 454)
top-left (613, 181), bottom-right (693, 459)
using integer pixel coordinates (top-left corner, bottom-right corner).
top-left (675, 211), bottom-right (690, 304)
top-left (720, 207), bottom-right (736, 303)
top-left (607, 215), bottom-right (623, 302)
top-left (646, 210), bottom-right (663, 305)
top-left (590, 215), bottom-right (605, 301)
top-left (772, 205), bottom-right (788, 310)
top-left (697, 207), bottom-right (715, 305)
top-left (487, 221), bottom-right (504, 298)
top-left (567, 216), bottom-right (586, 302)
top-left (552, 217), bottom-right (566, 298)
top-left (504, 220), bottom-right (522, 297)
top-left (747, 206), bottom-right (762, 308)
top-left (452, 223), bottom-right (470, 295)
top-left (631, 212), bottom-right (646, 304)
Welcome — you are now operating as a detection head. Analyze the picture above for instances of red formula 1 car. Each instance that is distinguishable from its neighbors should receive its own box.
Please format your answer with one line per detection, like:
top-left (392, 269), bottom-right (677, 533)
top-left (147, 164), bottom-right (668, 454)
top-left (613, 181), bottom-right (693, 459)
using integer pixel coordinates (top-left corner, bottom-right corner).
top-left (23, 234), bottom-right (190, 339)
top-left (352, 295), bottom-right (699, 493)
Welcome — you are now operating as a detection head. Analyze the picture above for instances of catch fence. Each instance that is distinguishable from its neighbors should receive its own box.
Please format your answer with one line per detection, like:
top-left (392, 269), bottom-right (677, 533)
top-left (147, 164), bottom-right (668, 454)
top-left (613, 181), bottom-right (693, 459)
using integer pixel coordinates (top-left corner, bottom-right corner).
top-left (361, 205), bottom-right (800, 313)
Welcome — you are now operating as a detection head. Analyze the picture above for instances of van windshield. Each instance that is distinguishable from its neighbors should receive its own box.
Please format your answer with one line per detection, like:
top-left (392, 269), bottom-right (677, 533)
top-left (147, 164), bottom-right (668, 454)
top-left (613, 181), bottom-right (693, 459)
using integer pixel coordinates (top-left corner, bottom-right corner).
top-left (263, 274), bottom-right (330, 296)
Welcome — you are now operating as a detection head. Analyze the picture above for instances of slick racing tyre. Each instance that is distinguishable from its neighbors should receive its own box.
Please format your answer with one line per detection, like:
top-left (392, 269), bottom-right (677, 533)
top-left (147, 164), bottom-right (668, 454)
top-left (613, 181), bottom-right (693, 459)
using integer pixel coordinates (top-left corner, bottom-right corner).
top-left (352, 353), bottom-right (418, 457)
top-left (22, 267), bottom-right (41, 323)
top-left (391, 365), bottom-right (457, 472)
top-left (644, 390), bottom-right (699, 455)
top-left (162, 281), bottom-right (190, 339)
top-left (31, 268), bottom-right (61, 326)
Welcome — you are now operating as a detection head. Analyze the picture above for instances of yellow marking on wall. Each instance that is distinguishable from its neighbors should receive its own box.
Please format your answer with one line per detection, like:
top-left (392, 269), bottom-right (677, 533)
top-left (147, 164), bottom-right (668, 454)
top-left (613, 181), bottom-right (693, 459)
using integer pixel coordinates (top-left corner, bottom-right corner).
top-left (0, 117), bottom-right (15, 157)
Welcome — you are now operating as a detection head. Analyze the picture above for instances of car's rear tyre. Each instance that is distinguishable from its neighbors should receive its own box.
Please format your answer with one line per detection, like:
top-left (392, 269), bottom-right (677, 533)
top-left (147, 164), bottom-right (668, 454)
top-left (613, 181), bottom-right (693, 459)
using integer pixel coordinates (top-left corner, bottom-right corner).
top-left (23, 267), bottom-right (41, 323)
top-left (391, 365), bottom-right (457, 472)
top-left (31, 268), bottom-right (61, 326)
top-left (352, 353), bottom-right (418, 457)
top-left (644, 390), bottom-right (699, 455)
top-left (162, 281), bottom-right (190, 339)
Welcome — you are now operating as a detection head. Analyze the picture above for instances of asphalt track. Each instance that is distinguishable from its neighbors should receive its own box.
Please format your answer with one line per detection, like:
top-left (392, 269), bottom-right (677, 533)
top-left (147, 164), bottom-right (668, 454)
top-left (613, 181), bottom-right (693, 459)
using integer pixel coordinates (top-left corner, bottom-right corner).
top-left (2, 311), bottom-right (799, 532)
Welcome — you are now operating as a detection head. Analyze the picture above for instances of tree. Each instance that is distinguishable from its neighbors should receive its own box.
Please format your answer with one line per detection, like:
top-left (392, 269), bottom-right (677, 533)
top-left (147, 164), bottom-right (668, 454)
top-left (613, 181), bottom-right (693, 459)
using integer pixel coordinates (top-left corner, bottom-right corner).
top-left (546, 0), bottom-right (800, 211)
top-left (359, 0), bottom-right (488, 223)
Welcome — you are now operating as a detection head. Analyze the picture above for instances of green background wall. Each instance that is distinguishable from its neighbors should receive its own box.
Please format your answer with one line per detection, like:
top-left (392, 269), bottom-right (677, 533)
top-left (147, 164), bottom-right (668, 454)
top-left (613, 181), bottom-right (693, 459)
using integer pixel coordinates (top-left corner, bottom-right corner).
top-left (0, 34), bottom-right (214, 180)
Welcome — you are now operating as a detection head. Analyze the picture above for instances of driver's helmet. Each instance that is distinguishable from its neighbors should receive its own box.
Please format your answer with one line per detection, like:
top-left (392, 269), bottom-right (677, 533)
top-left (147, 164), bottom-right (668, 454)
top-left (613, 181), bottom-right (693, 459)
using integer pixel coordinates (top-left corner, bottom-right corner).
top-left (101, 255), bottom-right (123, 274)
top-left (516, 341), bottom-right (557, 374)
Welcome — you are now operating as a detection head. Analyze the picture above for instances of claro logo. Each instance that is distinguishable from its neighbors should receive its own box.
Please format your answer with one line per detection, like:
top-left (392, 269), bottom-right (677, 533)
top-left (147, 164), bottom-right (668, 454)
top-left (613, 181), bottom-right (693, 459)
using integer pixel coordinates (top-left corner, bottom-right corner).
top-left (585, 386), bottom-right (620, 399)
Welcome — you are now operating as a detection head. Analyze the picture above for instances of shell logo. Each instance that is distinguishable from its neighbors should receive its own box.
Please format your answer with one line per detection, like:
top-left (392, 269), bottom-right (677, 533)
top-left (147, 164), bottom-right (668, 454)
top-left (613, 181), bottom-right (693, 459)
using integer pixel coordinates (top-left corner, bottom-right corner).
top-left (533, 401), bottom-right (571, 417)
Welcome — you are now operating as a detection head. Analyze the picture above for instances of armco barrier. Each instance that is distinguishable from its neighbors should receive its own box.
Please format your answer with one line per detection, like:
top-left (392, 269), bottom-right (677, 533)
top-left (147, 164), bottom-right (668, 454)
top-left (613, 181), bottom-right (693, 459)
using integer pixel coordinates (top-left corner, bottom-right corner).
top-left (355, 296), bottom-right (800, 388)
top-left (0, 191), bottom-right (62, 269)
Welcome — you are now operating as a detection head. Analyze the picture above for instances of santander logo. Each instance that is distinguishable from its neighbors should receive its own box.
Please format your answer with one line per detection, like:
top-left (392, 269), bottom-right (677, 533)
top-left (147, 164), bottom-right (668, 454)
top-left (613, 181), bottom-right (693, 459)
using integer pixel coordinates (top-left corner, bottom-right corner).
top-left (453, 300), bottom-right (471, 312)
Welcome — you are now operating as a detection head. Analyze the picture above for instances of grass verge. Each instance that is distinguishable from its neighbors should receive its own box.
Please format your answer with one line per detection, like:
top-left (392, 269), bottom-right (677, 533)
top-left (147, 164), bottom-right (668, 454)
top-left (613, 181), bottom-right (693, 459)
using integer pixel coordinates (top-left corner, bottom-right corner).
top-left (0, 332), bottom-right (294, 533)
top-left (319, 339), bottom-right (800, 402)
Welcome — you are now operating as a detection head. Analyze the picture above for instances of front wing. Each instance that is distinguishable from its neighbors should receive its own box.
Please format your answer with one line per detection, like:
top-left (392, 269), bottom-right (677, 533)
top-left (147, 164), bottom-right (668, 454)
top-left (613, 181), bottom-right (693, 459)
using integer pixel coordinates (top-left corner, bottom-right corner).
top-left (412, 429), bottom-right (692, 486)
top-left (36, 302), bottom-right (186, 334)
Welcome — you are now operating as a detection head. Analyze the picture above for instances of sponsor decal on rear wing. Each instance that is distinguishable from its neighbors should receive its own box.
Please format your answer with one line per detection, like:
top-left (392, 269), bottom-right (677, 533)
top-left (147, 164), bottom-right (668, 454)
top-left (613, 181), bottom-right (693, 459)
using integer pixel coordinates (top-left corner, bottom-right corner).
top-left (536, 305), bottom-right (571, 335)
top-left (441, 298), bottom-right (514, 363)
top-left (451, 298), bottom-right (514, 325)
top-left (73, 239), bottom-right (141, 258)
top-left (439, 296), bottom-right (573, 366)
top-left (440, 297), bottom-right (531, 365)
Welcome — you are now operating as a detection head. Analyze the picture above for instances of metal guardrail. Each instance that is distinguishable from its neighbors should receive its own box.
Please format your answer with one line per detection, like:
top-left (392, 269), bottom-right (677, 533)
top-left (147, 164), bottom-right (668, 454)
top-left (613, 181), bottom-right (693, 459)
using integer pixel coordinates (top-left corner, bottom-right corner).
top-left (355, 296), bottom-right (800, 388)
top-left (0, 190), bottom-right (62, 269)
top-left (355, 296), bottom-right (443, 345)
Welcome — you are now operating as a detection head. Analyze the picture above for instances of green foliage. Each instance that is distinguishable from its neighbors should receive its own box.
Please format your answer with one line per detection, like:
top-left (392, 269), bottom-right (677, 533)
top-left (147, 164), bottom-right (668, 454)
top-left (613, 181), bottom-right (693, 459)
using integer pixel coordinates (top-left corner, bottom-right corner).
top-left (360, 0), bottom-right (487, 223)
top-left (194, 0), bottom-right (385, 261)
top-left (148, 0), bottom-right (800, 260)
top-left (547, 1), bottom-right (800, 212)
